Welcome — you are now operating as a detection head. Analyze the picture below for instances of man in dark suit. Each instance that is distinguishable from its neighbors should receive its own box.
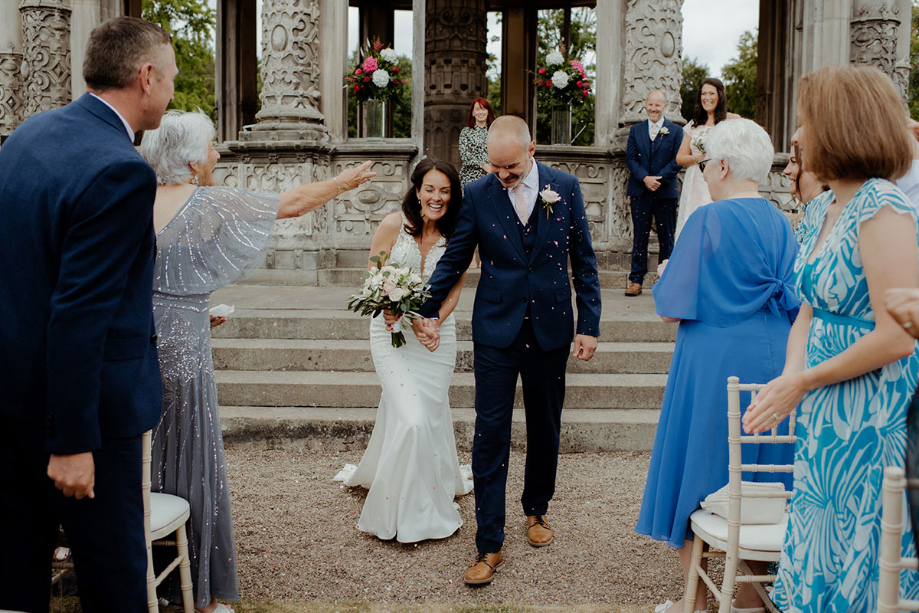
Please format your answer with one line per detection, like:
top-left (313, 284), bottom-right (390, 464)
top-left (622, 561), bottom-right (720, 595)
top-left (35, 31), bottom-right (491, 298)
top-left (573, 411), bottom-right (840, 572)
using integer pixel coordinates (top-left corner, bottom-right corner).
top-left (0, 17), bottom-right (176, 613)
top-left (417, 116), bottom-right (601, 585)
top-left (625, 90), bottom-right (682, 296)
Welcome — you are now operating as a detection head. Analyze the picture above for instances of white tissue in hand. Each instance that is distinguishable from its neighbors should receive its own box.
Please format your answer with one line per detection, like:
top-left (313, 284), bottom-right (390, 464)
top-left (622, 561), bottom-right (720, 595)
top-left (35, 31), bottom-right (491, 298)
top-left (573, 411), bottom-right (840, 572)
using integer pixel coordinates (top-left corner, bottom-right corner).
top-left (209, 304), bottom-right (235, 317)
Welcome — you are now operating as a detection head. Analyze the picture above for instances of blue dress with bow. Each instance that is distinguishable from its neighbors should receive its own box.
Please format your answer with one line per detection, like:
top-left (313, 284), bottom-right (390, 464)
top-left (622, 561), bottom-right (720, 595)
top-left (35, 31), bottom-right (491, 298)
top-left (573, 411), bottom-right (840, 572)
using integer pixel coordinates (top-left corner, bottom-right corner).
top-left (635, 197), bottom-right (799, 548)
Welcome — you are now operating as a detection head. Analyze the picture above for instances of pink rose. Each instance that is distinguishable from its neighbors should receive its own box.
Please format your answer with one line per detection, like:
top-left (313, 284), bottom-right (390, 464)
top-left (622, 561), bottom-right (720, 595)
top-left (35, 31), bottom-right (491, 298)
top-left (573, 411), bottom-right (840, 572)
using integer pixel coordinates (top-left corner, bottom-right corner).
top-left (362, 56), bottom-right (378, 73)
top-left (538, 68), bottom-right (546, 75)
top-left (383, 280), bottom-right (396, 294)
top-left (582, 90), bottom-right (589, 97)
top-left (576, 80), bottom-right (582, 88)
top-left (355, 68), bottom-right (362, 75)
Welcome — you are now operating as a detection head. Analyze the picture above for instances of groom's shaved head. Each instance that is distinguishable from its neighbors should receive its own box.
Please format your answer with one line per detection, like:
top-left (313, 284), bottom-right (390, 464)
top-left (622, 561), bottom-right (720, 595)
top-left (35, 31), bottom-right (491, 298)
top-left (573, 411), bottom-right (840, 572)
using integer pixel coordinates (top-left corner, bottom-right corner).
top-left (488, 116), bottom-right (532, 151)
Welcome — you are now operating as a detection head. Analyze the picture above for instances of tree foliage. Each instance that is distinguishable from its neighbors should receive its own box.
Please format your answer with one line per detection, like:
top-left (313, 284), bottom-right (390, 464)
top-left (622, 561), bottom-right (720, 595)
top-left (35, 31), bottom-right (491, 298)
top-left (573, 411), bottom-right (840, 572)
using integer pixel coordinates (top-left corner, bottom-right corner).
top-left (536, 8), bottom-right (597, 146)
top-left (909, 2), bottom-right (919, 119)
top-left (680, 57), bottom-right (710, 121)
top-left (721, 30), bottom-right (758, 120)
top-left (143, 0), bottom-right (216, 119)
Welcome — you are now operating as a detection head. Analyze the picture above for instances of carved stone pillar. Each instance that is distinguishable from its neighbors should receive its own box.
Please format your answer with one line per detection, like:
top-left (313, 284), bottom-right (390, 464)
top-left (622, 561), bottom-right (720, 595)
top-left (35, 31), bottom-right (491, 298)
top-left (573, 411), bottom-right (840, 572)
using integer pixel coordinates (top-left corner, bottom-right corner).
top-left (20, 0), bottom-right (72, 119)
top-left (0, 0), bottom-right (24, 138)
top-left (423, 0), bottom-right (487, 169)
top-left (619, 0), bottom-right (683, 131)
top-left (850, 0), bottom-right (908, 99)
top-left (242, 0), bottom-right (328, 143)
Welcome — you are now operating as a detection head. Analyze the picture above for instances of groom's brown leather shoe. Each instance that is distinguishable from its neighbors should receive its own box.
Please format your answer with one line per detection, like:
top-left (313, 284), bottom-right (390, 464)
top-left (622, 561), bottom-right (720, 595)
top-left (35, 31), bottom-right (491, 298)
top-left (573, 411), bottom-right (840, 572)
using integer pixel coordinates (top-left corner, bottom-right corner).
top-left (464, 551), bottom-right (504, 585)
top-left (526, 514), bottom-right (553, 547)
top-left (625, 282), bottom-right (642, 297)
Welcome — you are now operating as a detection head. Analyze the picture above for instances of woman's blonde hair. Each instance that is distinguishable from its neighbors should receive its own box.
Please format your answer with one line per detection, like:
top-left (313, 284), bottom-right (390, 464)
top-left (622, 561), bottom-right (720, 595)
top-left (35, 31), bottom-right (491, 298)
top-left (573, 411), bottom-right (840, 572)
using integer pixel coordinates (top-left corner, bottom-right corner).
top-left (797, 65), bottom-right (911, 182)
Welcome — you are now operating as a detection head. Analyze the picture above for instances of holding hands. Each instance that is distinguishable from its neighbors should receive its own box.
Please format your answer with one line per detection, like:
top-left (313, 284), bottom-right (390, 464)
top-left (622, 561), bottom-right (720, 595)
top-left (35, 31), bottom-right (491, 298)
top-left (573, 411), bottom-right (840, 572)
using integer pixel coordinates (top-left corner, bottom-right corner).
top-left (383, 309), bottom-right (440, 352)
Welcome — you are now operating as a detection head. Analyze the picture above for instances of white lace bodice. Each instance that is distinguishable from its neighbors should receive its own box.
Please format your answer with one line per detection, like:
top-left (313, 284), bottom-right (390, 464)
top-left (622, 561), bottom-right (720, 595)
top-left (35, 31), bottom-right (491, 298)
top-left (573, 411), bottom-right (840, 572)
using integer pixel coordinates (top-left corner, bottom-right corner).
top-left (389, 215), bottom-right (447, 282)
top-left (684, 121), bottom-right (712, 157)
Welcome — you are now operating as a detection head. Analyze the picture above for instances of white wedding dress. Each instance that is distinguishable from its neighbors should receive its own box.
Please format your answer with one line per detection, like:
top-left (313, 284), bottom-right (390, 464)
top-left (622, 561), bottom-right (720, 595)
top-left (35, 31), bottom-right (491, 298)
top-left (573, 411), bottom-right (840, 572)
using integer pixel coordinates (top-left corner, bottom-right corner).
top-left (675, 121), bottom-right (714, 240)
top-left (334, 216), bottom-right (473, 542)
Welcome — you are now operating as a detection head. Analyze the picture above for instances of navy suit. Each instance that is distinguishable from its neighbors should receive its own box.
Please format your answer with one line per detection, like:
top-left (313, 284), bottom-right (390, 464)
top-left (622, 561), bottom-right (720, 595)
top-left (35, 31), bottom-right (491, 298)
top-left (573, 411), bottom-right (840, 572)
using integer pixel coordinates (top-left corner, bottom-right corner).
top-left (420, 161), bottom-right (601, 553)
top-left (625, 118), bottom-right (682, 284)
top-left (0, 94), bottom-right (163, 612)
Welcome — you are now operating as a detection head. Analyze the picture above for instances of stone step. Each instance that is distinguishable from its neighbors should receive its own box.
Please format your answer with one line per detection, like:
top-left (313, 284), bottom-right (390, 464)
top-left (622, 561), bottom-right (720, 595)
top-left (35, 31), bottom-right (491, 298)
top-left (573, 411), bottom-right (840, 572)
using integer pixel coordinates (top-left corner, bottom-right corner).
top-left (315, 267), bottom-right (658, 289)
top-left (211, 338), bottom-right (674, 374)
top-left (218, 406), bottom-right (659, 453)
top-left (212, 310), bottom-right (677, 343)
top-left (214, 370), bottom-right (667, 410)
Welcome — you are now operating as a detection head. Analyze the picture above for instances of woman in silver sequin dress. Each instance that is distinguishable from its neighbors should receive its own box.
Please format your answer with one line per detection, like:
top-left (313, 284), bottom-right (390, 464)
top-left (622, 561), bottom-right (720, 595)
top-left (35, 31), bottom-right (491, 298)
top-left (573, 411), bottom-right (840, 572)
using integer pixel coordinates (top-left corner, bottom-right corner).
top-left (140, 111), bottom-right (374, 613)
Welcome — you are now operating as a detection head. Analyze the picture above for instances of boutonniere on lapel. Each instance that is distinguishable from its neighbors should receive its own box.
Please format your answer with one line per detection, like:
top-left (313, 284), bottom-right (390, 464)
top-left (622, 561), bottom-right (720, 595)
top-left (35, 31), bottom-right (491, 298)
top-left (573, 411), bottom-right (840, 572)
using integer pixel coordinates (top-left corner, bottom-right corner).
top-left (539, 186), bottom-right (561, 219)
top-left (659, 126), bottom-right (670, 136)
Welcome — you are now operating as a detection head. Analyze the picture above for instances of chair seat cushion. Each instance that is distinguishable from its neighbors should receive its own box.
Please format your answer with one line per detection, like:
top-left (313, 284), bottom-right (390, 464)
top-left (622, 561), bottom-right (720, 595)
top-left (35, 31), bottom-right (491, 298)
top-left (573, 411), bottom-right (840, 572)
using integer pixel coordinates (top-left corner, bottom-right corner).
top-left (150, 492), bottom-right (190, 534)
top-left (689, 508), bottom-right (787, 552)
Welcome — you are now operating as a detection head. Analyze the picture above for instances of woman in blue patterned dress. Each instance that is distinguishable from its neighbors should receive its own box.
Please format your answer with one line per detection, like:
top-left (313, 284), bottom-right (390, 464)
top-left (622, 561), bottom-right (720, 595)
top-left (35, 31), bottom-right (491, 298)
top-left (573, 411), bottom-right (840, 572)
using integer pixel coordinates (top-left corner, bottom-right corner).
top-left (743, 65), bottom-right (919, 612)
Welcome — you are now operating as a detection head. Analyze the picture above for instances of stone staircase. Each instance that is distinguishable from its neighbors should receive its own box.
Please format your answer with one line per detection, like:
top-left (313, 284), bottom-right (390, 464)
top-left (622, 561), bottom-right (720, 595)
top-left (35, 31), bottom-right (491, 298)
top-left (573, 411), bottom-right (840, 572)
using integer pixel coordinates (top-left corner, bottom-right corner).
top-left (210, 280), bottom-right (674, 452)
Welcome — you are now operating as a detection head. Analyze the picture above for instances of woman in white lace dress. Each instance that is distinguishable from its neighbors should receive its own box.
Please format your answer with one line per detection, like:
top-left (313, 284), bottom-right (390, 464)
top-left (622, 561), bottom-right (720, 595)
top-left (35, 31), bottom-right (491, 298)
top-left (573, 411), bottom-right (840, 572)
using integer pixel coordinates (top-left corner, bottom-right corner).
top-left (335, 158), bottom-right (473, 542)
top-left (141, 111), bottom-right (373, 613)
top-left (674, 78), bottom-right (740, 240)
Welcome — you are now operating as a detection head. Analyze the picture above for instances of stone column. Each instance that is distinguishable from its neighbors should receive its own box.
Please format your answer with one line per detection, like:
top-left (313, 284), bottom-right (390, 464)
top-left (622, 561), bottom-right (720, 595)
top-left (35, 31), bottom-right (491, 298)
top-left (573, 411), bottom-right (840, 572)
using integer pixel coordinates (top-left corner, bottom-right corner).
top-left (0, 0), bottom-right (24, 138)
top-left (850, 0), bottom-right (908, 98)
top-left (619, 0), bottom-right (683, 131)
top-left (20, 0), bottom-right (72, 119)
top-left (594, 0), bottom-right (622, 150)
top-left (70, 0), bottom-right (101, 98)
top-left (242, 0), bottom-right (328, 143)
top-left (423, 0), bottom-right (487, 169)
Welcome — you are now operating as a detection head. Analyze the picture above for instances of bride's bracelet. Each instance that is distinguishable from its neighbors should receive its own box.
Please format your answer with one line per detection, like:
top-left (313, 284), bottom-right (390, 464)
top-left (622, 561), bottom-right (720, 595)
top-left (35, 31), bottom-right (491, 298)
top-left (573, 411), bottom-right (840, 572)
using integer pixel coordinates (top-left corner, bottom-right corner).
top-left (332, 176), bottom-right (343, 196)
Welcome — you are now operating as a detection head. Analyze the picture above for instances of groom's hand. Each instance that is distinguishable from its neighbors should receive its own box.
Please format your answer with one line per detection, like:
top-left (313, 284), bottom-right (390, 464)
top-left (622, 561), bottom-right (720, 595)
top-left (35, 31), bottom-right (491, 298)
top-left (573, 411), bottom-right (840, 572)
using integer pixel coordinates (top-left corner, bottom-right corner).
top-left (411, 317), bottom-right (440, 352)
top-left (572, 334), bottom-right (598, 361)
top-left (48, 452), bottom-right (95, 499)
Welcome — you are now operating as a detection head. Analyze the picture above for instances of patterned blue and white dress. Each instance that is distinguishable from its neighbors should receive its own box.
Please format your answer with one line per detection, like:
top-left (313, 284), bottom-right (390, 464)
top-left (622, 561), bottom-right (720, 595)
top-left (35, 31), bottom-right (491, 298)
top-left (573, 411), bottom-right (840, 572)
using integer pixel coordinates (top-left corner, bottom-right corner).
top-left (772, 178), bottom-right (919, 611)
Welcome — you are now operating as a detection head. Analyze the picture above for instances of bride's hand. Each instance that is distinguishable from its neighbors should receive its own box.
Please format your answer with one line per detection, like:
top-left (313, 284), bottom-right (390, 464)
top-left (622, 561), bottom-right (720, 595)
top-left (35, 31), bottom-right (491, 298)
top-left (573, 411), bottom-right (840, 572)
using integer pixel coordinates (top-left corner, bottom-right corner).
top-left (383, 309), bottom-right (402, 330)
top-left (412, 318), bottom-right (440, 352)
top-left (336, 160), bottom-right (376, 192)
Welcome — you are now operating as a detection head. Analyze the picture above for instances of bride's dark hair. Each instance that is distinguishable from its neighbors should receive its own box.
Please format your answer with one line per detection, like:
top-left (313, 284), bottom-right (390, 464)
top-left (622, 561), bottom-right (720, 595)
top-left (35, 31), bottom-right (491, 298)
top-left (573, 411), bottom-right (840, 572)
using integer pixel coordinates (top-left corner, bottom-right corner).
top-left (401, 158), bottom-right (463, 239)
top-left (693, 77), bottom-right (727, 127)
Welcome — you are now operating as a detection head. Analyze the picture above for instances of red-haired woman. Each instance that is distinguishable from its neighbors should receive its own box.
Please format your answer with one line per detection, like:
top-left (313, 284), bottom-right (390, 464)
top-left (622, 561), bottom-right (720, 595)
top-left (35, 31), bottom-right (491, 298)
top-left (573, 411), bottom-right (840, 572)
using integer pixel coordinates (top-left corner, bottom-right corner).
top-left (458, 97), bottom-right (495, 186)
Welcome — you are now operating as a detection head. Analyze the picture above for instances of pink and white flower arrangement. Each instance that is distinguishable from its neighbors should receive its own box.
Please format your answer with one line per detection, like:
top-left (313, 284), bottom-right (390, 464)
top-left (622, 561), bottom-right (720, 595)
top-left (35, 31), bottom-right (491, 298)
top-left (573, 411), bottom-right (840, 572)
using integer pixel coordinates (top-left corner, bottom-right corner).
top-left (345, 38), bottom-right (406, 104)
top-left (534, 46), bottom-right (593, 107)
top-left (347, 251), bottom-right (431, 348)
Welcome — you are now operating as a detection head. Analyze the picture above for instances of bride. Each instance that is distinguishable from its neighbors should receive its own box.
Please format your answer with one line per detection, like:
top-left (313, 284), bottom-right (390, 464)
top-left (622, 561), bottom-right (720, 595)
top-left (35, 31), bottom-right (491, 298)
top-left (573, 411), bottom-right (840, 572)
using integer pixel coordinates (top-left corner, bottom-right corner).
top-left (335, 158), bottom-right (473, 542)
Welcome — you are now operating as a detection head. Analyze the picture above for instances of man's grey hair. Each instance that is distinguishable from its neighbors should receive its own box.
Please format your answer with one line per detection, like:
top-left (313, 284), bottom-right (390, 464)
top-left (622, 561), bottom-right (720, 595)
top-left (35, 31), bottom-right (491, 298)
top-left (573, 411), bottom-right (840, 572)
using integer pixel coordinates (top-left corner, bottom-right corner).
top-left (487, 115), bottom-right (532, 149)
top-left (139, 110), bottom-right (215, 186)
top-left (705, 118), bottom-right (774, 184)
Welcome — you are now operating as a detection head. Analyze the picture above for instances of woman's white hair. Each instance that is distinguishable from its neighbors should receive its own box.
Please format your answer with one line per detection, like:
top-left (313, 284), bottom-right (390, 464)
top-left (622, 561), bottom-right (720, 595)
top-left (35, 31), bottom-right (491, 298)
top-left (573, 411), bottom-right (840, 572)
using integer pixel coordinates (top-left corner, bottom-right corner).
top-left (705, 118), bottom-right (775, 184)
top-left (140, 110), bottom-right (215, 185)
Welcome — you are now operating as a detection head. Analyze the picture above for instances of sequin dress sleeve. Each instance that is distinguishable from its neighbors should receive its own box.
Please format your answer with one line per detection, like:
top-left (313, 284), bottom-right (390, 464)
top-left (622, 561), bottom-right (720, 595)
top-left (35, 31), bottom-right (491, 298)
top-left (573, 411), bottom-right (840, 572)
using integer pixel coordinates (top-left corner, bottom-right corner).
top-left (153, 186), bottom-right (280, 295)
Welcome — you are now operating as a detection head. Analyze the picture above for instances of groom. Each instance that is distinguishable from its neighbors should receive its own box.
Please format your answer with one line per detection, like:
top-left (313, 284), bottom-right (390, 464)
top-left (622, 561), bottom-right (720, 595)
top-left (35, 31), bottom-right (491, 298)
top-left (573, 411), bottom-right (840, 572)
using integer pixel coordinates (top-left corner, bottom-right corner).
top-left (624, 89), bottom-right (682, 296)
top-left (417, 116), bottom-right (601, 585)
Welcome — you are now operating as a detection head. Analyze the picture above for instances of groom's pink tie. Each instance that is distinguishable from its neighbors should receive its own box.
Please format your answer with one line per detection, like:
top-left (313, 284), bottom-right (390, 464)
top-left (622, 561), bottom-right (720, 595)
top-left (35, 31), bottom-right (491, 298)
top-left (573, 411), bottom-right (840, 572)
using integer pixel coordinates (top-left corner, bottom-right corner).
top-left (514, 184), bottom-right (528, 225)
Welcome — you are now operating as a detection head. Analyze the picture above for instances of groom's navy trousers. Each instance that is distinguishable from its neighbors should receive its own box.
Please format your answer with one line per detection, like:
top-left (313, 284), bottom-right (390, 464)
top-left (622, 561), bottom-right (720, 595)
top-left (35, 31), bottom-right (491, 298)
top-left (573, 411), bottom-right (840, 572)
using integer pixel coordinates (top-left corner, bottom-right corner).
top-left (420, 162), bottom-right (601, 553)
top-left (0, 94), bottom-right (163, 612)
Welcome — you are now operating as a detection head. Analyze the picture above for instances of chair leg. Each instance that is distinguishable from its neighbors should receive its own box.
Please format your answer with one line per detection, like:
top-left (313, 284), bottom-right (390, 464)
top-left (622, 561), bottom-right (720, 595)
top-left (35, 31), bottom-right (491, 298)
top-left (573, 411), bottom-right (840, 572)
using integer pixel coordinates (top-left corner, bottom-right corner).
top-left (146, 536), bottom-right (159, 613)
top-left (176, 523), bottom-right (195, 613)
top-left (685, 537), bottom-right (705, 613)
top-left (718, 549), bottom-right (741, 613)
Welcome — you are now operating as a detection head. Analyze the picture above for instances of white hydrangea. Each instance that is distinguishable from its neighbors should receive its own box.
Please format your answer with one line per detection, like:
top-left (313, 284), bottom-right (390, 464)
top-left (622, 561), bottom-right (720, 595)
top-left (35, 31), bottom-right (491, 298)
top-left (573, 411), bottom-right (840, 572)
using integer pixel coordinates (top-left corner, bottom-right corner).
top-left (379, 48), bottom-right (398, 63)
top-left (372, 69), bottom-right (391, 88)
top-left (551, 70), bottom-right (570, 89)
top-left (546, 50), bottom-right (564, 66)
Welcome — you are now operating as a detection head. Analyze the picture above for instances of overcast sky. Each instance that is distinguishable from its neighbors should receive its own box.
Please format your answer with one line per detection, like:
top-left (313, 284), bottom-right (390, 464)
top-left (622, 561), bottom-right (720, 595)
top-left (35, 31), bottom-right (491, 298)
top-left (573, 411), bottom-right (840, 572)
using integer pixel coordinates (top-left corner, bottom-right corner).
top-left (342, 3), bottom-right (759, 81)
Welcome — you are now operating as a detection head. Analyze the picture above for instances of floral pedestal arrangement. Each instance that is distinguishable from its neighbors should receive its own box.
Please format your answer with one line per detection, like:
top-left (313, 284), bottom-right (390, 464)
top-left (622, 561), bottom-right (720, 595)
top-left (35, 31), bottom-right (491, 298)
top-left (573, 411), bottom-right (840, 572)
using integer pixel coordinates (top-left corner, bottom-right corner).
top-left (535, 47), bottom-right (593, 145)
top-left (346, 38), bottom-right (406, 139)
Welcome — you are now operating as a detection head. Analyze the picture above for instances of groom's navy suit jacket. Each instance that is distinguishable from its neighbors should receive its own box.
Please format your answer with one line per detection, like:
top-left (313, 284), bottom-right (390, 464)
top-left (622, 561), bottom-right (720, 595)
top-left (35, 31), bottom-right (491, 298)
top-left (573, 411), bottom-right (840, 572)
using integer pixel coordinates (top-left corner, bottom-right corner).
top-left (420, 160), bottom-right (601, 350)
top-left (0, 93), bottom-right (163, 455)
top-left (626, 118), bottom-right (682, 200)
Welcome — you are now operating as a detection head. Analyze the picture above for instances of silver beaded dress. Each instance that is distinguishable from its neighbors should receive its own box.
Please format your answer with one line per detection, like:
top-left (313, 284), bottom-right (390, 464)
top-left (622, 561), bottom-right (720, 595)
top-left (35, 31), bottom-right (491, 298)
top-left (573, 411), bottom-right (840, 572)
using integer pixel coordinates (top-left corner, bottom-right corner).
top-left (151, 186), bottom-right (278, 606)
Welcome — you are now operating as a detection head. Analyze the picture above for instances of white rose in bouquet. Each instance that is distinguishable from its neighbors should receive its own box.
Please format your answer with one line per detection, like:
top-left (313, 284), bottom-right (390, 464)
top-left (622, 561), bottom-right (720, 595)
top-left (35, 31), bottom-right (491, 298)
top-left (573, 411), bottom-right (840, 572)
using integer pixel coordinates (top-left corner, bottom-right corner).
top-left (546, 50), bottom-right (564, 66)
top-left (380, 48), bottom-right (397, 62)
top-left (408, 273), bottom-right (422, 285)
top-left (372, 69), bottom-right (391, 88)
top-left (387, 287), bottom-right (409, 302)
top-left (551, 70), bottom-right (569, 89)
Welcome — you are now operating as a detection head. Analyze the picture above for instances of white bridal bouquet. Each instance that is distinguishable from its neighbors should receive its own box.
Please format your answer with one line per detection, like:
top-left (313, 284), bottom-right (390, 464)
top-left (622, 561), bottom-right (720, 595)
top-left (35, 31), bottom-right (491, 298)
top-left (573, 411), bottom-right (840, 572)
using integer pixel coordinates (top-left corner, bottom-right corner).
top-left (347, 251), bottom-right (432, 348)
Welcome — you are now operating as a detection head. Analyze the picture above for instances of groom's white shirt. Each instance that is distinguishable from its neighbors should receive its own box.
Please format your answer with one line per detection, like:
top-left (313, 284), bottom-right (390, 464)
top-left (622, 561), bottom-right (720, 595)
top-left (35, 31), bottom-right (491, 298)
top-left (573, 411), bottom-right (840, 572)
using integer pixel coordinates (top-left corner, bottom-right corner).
top-left (648, 117), bottom-right (665, 141)
top-left (89, 93), bottom-right (135, 141)
top-left (503, 158), bottom-right (540, 218)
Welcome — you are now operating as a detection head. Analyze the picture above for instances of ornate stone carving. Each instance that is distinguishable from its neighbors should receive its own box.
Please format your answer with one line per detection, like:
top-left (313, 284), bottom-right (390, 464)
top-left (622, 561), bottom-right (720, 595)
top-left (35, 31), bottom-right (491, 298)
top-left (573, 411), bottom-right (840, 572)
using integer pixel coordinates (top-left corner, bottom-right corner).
top-left (424, 0), bottom-right (487, 168)
top-left (0, 51), bottom-right (24, 136)
top-left (620, 0), bottom-right (683, 126)
top-left (331, 159), bottom-right (408, 238)
top-left (850, 0), bottom-right (906, 97)
top-left (245, 0), bottom-right (328, 143)
top-left (20, 0), bottom-right (71, 119)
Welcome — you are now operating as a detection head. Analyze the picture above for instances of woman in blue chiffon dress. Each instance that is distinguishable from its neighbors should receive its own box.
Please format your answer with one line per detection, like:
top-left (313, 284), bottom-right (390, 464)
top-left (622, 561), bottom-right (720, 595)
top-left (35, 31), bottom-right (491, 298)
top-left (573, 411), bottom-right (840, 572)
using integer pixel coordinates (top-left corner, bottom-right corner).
top-left (743, 66), bottom-right (919, 613)
top-left (635, 119), bottom-right (798, 613)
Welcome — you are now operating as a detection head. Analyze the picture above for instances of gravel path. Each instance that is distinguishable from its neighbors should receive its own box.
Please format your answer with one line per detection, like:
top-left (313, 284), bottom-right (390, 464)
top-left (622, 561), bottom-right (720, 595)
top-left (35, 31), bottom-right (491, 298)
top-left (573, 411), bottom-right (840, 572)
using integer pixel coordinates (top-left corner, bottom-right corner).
top-left (226, 441), bottom-right (689, 610)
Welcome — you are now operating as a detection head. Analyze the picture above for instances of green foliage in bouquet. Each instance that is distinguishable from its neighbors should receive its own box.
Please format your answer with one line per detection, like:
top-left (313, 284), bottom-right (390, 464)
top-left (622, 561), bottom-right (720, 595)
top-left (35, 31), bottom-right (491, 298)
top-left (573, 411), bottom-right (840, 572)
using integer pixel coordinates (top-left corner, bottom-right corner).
top-left (345, 38), bottom-right (408, 105)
